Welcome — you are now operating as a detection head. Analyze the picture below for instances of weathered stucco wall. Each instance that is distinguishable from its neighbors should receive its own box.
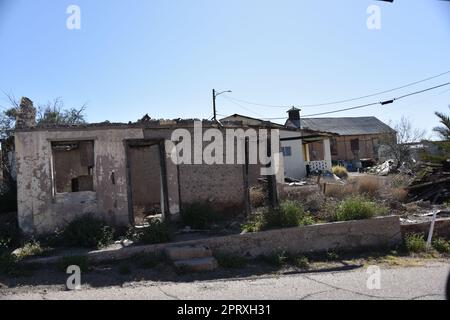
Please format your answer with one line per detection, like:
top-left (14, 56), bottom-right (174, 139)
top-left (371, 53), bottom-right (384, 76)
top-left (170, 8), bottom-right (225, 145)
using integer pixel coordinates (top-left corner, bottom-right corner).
top-left (15, 123), bottom-right (284, 235)
top-left (15, 128), bottom-right (144, 235)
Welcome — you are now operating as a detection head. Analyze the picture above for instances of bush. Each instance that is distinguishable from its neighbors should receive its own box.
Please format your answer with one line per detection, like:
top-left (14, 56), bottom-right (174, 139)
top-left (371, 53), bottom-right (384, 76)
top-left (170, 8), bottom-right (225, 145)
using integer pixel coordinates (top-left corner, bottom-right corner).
top-left (332, 166), bottom-right (348, 179)
top-left (324, 181), bottom-right (358, 200)
top-left (128, 219), bottom-right (172, 245)
top-left (62, 215), bottom-right (114, 249)
top-left (278, 201), bottom-right (305, 227)
top-left (0, 253), bottom-right (19, 275)
top-left (335, 196), bottom-right (387, 221)
top-left (250, 186), bottom-right (266, 208)
top-left (215, 252), bottom-right (248, 269)
top-left (0, 253), bottom-right (37, 277)
top-left (358, 177), bottom-right (380, 198)
top-left (242, 202), bottom-right (316, 232)
top-left (291, 255), bottom-right (309, 269)
top-left (404, 233), bottom-right (427, 253)
top-left (390, 188), bottom-right (408, 202)
top-left (432, 238), bottom-right (450, 254)
top-left (181, 203), bottom-right (219, 230)
top-left (15, 241), bottom-right (48, 259)
top-left (261, 251), bottom-right (289, 267)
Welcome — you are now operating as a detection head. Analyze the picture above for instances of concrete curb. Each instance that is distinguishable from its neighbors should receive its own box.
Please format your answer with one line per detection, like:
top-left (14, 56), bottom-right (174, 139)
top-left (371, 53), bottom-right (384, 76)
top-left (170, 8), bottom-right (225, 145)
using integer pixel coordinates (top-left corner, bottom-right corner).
top-left (26, 215), bottom-right (402, 265)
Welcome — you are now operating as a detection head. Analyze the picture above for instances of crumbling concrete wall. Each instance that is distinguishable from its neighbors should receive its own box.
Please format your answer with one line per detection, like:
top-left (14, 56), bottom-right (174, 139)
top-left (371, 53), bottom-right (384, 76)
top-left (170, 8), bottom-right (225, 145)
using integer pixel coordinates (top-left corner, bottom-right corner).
top-left (16, 122), bottom-right (284, 235)
top-left (15, 128), bottom-right (144, 235)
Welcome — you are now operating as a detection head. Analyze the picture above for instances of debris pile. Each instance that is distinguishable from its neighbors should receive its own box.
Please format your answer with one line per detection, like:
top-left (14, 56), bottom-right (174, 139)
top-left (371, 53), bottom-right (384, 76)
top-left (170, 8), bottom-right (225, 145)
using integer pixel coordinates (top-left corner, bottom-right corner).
top-left (407, 160), bottom-right (450, 204)
top-left (366, 159), bottom-right (395, 176)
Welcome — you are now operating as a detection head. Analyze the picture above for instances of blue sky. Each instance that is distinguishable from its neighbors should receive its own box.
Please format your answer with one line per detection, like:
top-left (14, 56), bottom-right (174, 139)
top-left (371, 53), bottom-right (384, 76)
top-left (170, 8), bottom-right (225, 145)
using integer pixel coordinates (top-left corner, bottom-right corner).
top-left (0, 0), bottom-right (449, 137)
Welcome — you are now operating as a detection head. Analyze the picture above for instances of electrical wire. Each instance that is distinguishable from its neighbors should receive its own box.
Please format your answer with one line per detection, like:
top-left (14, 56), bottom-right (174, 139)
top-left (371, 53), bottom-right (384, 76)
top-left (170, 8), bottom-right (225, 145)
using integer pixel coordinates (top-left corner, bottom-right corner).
top-left (258, 81), bottom-right (450, 120)
top-left (222, 70), bottom-right (450, 109)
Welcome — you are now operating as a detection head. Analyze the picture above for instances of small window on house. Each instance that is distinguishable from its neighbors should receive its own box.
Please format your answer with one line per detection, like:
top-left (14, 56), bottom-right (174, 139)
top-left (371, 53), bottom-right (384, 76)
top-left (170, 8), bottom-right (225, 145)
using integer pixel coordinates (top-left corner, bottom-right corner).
top-left (282, 146), bottom-right (292, 157)
top-left (52, 141), bottom-right (95, 193)
top-left (350, 139), bottom-right (360, 151)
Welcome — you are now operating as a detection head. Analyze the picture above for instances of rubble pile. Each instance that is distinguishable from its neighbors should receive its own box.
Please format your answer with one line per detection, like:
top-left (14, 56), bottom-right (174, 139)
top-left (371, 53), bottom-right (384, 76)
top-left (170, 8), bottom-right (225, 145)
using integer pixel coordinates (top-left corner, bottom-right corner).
top-left (408, 160), bottom-right (450, 204)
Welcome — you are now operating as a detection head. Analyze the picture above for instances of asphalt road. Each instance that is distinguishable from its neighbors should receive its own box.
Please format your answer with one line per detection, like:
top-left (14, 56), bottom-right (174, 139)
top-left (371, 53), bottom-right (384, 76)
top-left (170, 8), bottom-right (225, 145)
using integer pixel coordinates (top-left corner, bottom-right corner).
top-left (2, 262), bottom-right (449, 300)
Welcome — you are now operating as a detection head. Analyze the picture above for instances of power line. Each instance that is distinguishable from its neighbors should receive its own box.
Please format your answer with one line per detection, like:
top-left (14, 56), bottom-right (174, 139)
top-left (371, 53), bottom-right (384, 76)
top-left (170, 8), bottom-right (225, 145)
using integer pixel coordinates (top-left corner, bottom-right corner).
top-left (222, 70), bottom-right (450, 109)
top-left (221, 95), bottom-right (266, 118)
top-left (259, 81), bottom-right (450, 120)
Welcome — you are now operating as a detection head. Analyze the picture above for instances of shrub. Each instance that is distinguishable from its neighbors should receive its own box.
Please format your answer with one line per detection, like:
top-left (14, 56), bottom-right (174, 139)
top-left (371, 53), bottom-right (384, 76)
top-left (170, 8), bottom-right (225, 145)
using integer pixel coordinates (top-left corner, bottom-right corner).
top-left (291, 255), bottom-right (309, 269)
top-left (0, 253), bottom-right (19, 275)
top-left (390, 188), bottom-right (409, 202)
top-left (128, 219), bottom-right (172, 245)
top-left (242, 202), bottom-right (316, 232)
top-left (215, 252), bottom-right (248, 269)
top-left (335, 196), bottom-right (387, 221)
top-left (250, 186), bottom-right (266, 208)
top-left (278, 201), bottom-right (305, 227)
top-left (357, 177), bottom-right (380, 198)
top-left (241, 208), bottom-right (266, 233)
top-left (332, 166), bottom-right (348, 179)
top-left (326, 250), bottom-right (340, 261)
top-left (432, 238), bottom-right (450, 254)
top-left (181, 203), bottom-right (219, 230)
top-left (57, 255), bottom-right (90, 272)
top-left (404, 233), bottom-right (427, 253)
top-left (15, 241), bottom-right (47, 259)
top-left (324, 181), bottom-right (358, 200)
top-left (62, 215), bottom-right (114, 249)
top-left (261, 251), bottom-right (289, 267)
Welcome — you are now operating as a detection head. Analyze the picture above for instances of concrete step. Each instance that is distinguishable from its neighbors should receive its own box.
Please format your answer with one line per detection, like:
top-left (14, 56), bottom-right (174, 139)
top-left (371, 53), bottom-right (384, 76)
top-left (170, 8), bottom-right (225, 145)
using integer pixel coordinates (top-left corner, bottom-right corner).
top-left (165, 245), bottom-right (212, 261)
top-left (174, 257), bottom-right (218, 273)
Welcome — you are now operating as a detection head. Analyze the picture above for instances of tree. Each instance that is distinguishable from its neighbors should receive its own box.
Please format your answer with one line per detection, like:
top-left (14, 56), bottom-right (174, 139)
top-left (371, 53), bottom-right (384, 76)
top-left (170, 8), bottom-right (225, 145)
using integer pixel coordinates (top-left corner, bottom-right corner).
top-left (380, 116), bottom-right (426, 168)
top-left (0, 94), bottom-right (87, 139)
top-left (433, 106), bottom-right (450, 140)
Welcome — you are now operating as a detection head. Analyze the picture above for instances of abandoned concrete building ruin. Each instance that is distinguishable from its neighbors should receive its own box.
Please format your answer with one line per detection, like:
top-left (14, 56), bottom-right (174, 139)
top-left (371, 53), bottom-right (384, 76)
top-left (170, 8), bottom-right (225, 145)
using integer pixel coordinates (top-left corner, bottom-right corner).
top-left (13, 98), bottom-right (284, 235)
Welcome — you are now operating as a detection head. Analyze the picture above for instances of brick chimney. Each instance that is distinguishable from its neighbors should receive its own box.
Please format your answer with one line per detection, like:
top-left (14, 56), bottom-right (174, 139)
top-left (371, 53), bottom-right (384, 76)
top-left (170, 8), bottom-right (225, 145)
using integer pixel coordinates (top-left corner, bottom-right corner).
top-left (16, 97), bottom-right (36, 129)
top-left (287, 106), bottom-right (301, 128)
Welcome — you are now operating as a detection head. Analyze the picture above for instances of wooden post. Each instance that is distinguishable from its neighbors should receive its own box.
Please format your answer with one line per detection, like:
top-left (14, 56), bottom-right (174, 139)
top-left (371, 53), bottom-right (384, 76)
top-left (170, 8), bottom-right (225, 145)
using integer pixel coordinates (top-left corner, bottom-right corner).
top-left (266, 135), bottom-right (279, 209)
top-left (243, 137), bottom-right (251, 216)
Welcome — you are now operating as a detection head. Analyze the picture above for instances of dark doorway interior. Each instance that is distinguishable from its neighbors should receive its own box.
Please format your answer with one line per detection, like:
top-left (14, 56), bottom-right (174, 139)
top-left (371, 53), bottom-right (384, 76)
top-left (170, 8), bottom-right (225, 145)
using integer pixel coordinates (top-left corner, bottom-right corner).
top-left (127, 142), bottom-right (162, 225)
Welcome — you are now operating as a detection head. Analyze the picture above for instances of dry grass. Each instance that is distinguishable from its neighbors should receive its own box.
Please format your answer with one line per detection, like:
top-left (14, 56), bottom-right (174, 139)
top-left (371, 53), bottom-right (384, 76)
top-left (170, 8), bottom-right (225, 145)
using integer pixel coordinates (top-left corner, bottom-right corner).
top-left (283, 185), bottom-right (325, 212)
top-left (332, 166), bottom-right (349, 179)
top-left (357, 177), bottom-right (380, 198)
top-left (324, 180), bottom-right (358, 199)
top-left (390, 187), bottom-right (409, 202)
top-left (250, 186), bottom-right (266, 208)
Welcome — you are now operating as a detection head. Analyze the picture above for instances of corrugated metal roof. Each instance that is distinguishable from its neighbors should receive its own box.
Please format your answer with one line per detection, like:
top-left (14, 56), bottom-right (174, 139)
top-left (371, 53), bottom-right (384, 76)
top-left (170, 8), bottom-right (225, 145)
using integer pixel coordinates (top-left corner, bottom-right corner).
top-left (295, 117), bottom-right (396, 136)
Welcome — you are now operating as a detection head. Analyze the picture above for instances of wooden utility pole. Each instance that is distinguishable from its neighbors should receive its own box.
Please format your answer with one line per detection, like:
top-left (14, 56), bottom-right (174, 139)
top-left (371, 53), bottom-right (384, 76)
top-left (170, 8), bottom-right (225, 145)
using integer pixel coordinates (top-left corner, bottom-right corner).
top-left (212, 89), bottom-right (217, 122)
top-left (212, 89), bottom-right (231, 122)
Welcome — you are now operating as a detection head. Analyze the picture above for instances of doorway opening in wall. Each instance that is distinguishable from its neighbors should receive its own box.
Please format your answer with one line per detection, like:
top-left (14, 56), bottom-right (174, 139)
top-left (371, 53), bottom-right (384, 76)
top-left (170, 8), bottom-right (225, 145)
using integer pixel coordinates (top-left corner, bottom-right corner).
top-left (51, 140), bottom-right (95, 194)
top-left (126, 140), bottom-right (168, 226)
